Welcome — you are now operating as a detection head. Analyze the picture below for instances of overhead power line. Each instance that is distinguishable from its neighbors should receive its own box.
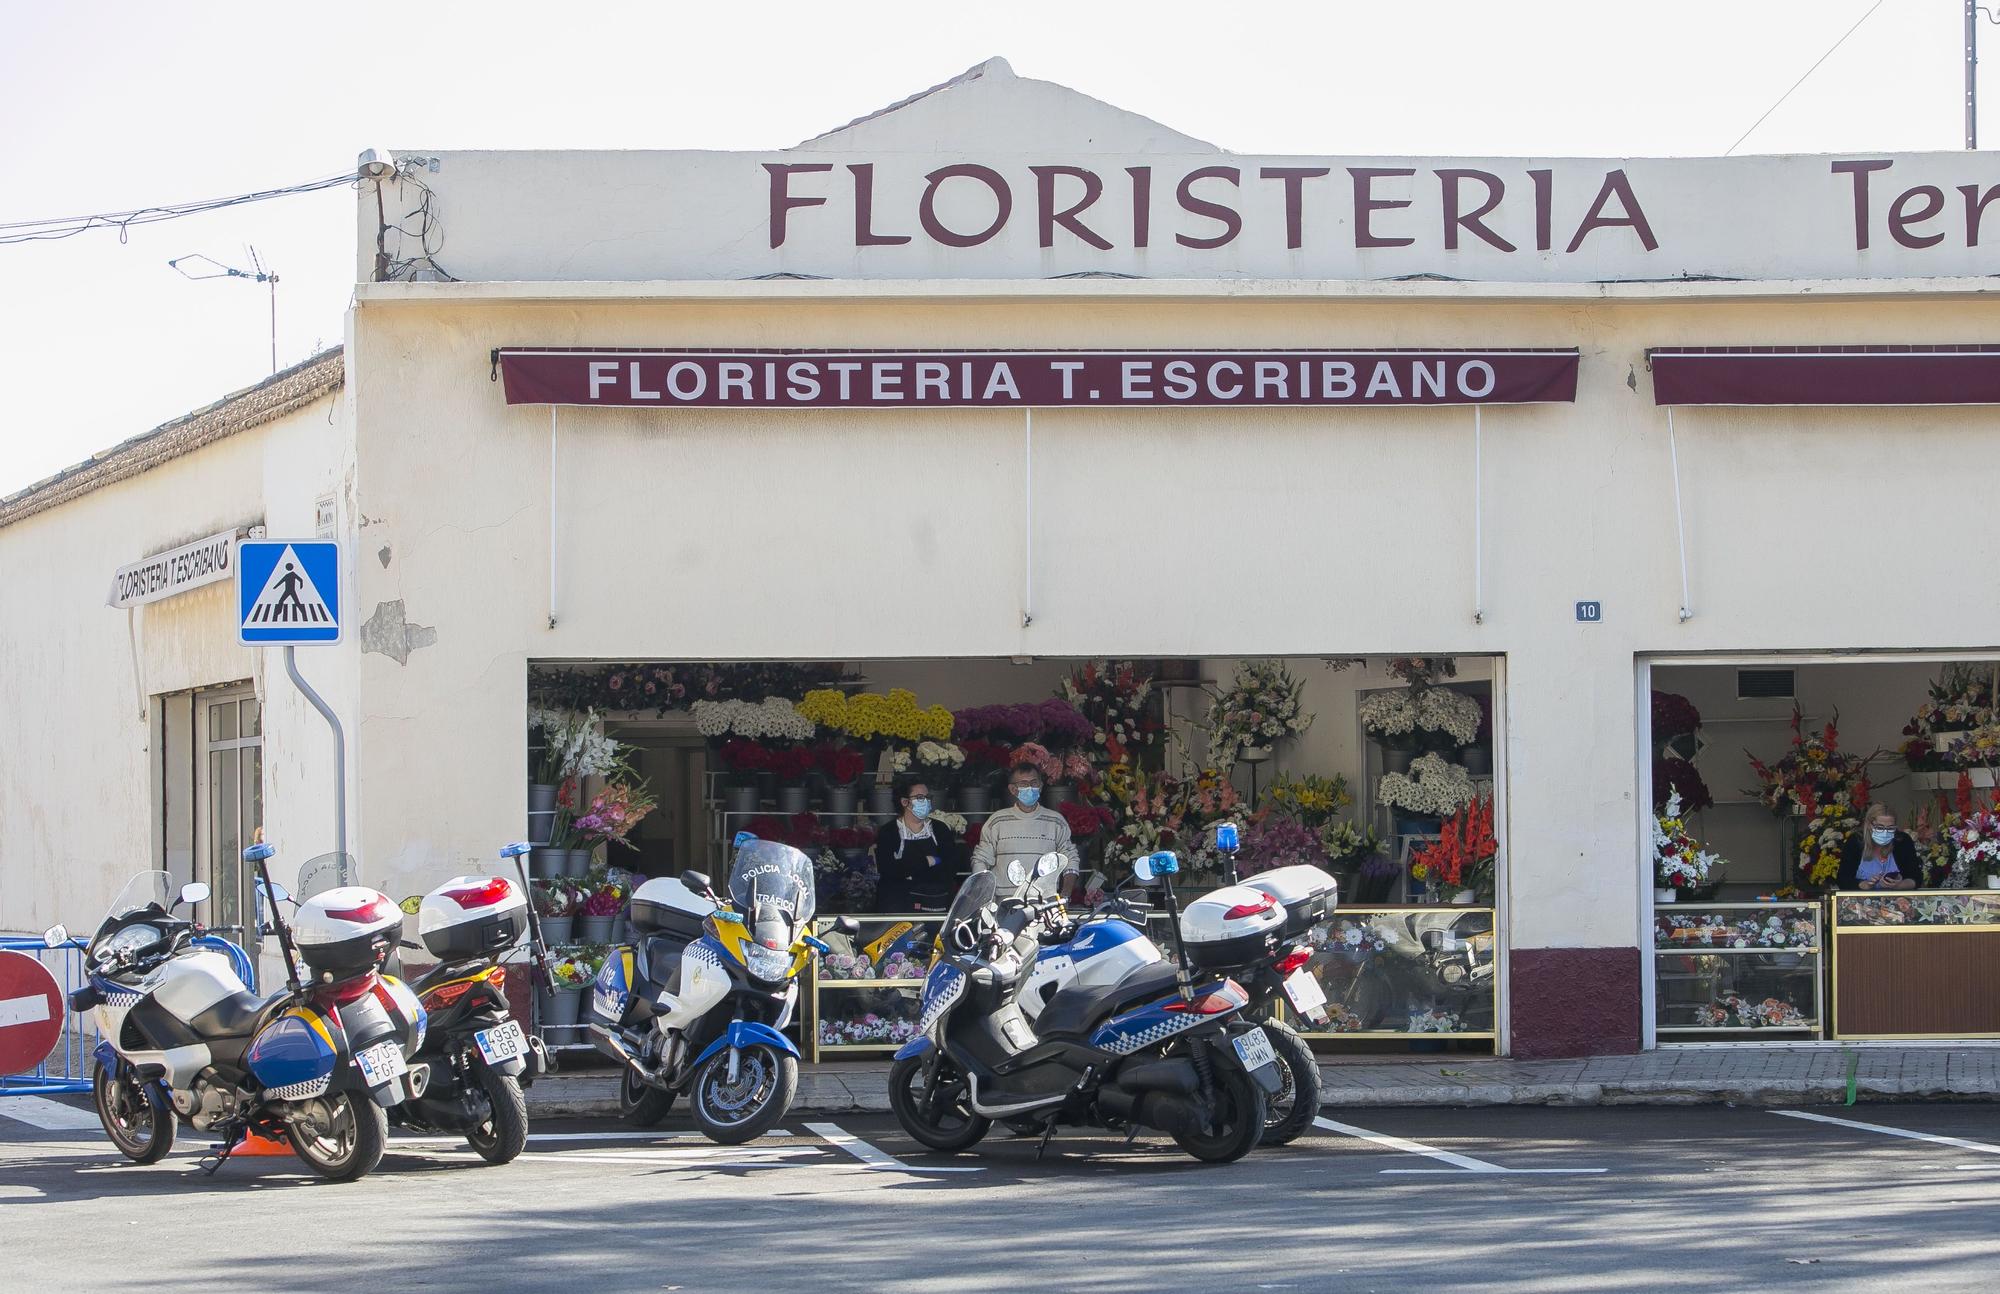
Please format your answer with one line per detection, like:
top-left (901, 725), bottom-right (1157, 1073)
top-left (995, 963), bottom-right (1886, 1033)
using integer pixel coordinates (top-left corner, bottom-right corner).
top-left (1724, 0), bottom-right (1889, 156)
top-left (0, 172), bottom-right (354, 247)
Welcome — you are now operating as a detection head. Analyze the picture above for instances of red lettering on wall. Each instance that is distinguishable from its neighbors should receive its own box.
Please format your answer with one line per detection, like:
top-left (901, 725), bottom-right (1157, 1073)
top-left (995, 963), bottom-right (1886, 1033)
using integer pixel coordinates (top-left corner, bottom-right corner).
top-left (1832, 159), bottom-right (1895, 251)
top-left (1888, 184), bottom-right (1946, 249)
top-left (1349, 168), bottom-right (1416, 248)
top-left (1564, 169), bottom-right (1658, 253)
top-left (1528, 168), bottom-right (1553, 252)
top-left (1962, 183), bottom-right (2000, 247)
top-left (1127, 167), bottom-right (1152, 248)
top-left (765, 163), bottom-right (832, 248)
top-left (1258, 167), bottom-right (1330, 250)
top-left (918, 165), bottom-right (1013, 248)
top-left (1437, 169), bottom-right (1515, 252)
top-left (847, 164), bottom-right (911, 247)
top-left (1175, 167), bottom-right (1242, 249)
top-left (1032, 166), bottom-right (1112, 250)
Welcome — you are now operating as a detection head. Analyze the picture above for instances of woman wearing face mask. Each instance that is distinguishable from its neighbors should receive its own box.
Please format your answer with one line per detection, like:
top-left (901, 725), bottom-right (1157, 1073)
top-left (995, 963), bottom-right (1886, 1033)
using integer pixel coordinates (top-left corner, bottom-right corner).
top-left (873, 777), bottom-right (962, 911)
top-left (1837, 803), bottom-right (1921, 891)
top-left (969, 762), bottom-right (1082, 898)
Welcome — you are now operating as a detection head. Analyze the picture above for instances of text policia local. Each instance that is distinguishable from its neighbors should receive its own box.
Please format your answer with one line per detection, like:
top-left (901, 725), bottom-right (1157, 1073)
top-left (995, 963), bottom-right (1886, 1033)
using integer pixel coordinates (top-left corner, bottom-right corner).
top-left (581, 354), bottom-right (1512, 408)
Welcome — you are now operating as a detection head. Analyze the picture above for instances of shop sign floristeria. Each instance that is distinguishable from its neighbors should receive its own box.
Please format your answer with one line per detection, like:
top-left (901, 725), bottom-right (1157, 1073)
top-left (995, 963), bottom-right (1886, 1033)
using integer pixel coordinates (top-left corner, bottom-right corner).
top-left (497, 349), bottom-right (1578, 410)
top-left (106, 529), bottom-right (238, 609)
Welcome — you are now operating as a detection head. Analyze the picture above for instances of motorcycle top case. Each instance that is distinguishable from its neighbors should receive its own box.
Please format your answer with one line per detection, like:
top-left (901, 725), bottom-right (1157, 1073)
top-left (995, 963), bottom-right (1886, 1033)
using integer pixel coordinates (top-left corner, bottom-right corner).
top-left (293, 886), bottom-right (401, 978)
top-left (1239, 864), bottom-right (1339, 938)
top-left (1179, 884), bottom-right (1288, 971)
top-left (628, 876), bottom-right (713, 944)
top-left (417, 874), bottom-right (527, 960)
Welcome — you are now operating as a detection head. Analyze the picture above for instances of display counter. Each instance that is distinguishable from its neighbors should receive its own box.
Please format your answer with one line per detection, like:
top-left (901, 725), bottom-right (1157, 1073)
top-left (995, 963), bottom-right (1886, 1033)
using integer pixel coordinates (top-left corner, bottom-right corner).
top-left (1652, 902), bottom-right (1821, 1039)
top-left (1286, 906), bottom-right (1497, 1041)
top-left (1830, 890), bottom-right (2000, 1040)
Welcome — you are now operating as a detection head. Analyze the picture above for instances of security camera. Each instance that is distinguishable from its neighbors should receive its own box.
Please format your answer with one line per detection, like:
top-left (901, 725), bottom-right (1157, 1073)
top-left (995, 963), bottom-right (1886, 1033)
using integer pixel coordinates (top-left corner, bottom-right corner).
top-left (357, 148), bottom-right (395, 180)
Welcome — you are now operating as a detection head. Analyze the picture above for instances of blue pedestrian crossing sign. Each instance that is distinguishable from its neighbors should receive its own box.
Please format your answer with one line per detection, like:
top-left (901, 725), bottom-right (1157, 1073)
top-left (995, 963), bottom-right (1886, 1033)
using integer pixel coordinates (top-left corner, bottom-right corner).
top-left (237, 540), bottom-right (341, 645)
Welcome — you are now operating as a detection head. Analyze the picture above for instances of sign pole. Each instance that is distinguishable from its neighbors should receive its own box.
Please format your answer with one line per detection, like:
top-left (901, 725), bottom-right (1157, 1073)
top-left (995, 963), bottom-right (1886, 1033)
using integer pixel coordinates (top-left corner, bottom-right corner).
top-left (284, 645), bottom-right (347, 863)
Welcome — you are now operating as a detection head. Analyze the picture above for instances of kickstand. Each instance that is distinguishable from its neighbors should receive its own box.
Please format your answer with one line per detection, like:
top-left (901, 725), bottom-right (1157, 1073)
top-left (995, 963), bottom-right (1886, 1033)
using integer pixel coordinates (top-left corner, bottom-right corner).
top-left (197, 1140), bottom-right (235, 1177)
top-left (1123, 1124), bottom-right (1141, 1148)
top-left (1034, 1120), bottom-right (1058, 1162)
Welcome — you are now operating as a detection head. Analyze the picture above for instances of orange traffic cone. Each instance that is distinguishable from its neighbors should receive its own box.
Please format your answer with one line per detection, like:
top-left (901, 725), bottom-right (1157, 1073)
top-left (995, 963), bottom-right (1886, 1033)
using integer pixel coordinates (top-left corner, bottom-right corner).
top-left (234, 1128), bottom-right (292, 1156)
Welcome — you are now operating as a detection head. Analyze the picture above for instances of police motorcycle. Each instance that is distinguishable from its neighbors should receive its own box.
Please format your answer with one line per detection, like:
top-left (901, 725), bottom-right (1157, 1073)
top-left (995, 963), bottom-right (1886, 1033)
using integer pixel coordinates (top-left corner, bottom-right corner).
top-left (384, 841), bottom-right (549, 1164)
top-left (889, 850), bottom-right (1279, 1164)
top-left (588, 834), bottom-right (859, 1143)
top-left (1003, 824), bottom-right (1337, 1146)
top-left (44, 843), bottom-right (426, 1181)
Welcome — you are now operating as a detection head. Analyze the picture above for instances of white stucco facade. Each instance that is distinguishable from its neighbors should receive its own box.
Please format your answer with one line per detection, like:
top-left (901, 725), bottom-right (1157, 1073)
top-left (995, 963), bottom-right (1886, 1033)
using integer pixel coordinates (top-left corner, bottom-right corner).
top-left (5, 59), bottom-right (1997, 1055)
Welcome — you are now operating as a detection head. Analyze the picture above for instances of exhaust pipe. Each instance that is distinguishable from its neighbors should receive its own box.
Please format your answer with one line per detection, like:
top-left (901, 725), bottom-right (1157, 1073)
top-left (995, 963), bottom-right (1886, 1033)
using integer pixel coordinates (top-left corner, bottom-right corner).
top-left (589, 1024), bottom-right (656, 1081)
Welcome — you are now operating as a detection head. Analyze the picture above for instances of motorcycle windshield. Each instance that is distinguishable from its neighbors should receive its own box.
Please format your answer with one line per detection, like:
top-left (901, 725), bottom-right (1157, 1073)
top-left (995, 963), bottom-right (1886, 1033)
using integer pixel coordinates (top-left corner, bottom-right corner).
top-left (105, 871), bottom-right (175, 922)
top-left (294, 853), bottom-right (359, 902)
top-left (940, 870), bottom-right (996, 953)
top-left (728, 840), bottom-right (816, 931)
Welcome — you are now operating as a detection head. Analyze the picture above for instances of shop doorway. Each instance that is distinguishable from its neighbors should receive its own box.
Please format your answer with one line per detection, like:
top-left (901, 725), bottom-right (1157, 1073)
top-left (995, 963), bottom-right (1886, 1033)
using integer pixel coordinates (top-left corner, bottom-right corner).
top-left (195, 688), bottom-right (264, 974)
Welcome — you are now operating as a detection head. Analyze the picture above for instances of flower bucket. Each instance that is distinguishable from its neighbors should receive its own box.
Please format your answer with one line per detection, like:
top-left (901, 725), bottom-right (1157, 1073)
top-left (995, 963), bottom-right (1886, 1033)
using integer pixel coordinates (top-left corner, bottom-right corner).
top-left (1393, 815), bottom-right (1442, 837)
top-left (1240, 745), bottom-right (1274, 764)
top-left (578, 915), bottom-right (616, 944)
top-left (1382, 747), bottom-right (1415, 775)
top-left (1986, 876), bottom-right (2000, 890)
top-left (1654, 888), bottom-right (1676, 904)
top-left (1462, 747), bottom-right (1491, 776)
top-left (1452, 889), bottom-right (1476, 905)
top-left (539, 986), bottom-right (585, 1029)
top-left (528, 783), bottom-right (558, 844)
top-left (529, 847), bottom-right (565, 880)
top-left (826, 784), bottom-right (859, 816)
top-left (528, 782), bottom-right (559, 814)
top-left (867, 783), bottom-right (897, 818)
top-left (539, 916), bottom-right (574, 945)
top-left (1046, 784), bottom-right (1078, 807)
top-left (724, 785), bottom-right (760, 816)
top-left (958, 785), bottom-right (991, 815)
top-left (777, 784), bottom-right (811, 815)
top-left (560, 848), bottom-right (591, 879)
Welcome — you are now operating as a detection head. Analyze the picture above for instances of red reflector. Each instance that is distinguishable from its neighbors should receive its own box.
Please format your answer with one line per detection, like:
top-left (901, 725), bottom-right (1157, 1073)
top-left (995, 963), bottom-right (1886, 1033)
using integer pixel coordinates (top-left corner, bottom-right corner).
top-left (315, 972), bottom-right (379, 1006)
top-left (1275, 949), bottom-right (1311, 976)
top-left (424, 980), bottom-right (472, 1008)
top-left (441, 877), bottom-right (514, 910)
top-left (326, 898), bottom-right (390, 924)
top-left (1223, 894), bottom-right (1277, 921)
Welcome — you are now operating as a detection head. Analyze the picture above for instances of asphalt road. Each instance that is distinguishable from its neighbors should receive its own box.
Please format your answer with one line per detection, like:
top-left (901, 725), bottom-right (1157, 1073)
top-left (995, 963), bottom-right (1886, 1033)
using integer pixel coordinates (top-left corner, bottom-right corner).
top-left (4, 1096), bottom-right (2000, 1292)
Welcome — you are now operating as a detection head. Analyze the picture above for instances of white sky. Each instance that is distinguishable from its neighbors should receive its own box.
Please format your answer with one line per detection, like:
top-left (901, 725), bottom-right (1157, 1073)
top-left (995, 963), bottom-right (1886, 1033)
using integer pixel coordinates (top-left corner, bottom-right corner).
top-left (0, 0), bottom-right (1980, 494)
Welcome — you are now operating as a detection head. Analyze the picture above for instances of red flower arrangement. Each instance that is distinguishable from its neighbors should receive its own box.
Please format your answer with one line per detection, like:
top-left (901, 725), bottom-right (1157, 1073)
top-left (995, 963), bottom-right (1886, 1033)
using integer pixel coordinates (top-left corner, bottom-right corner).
top-left (1057, 800), bottom-right (1116, 839)
top-left (578, 886), bottom-right (626, 917)
top-left (815, 744), bottom-right (866, 784)
top-left (1409, 796), bottom-right (1497, 898)
top-left (827, 825), bottom-right (876, 850)
top-left (959, 738), bottom-right (1015, 771)
top-left (742, 812), bottom-right (828, 851)
top-left (718, 738), bottom-right (767, 773)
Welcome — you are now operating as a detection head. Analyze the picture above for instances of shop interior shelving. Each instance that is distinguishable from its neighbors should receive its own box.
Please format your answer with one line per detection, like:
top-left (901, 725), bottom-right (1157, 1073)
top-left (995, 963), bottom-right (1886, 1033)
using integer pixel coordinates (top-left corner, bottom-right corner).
top-left (1653, 900), bottom-right (1823, 1040)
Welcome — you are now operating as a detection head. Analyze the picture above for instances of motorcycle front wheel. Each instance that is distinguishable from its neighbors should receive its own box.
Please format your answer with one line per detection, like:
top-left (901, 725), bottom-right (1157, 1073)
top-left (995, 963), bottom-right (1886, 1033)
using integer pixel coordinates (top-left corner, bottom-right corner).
top-left (888, 1054), bottom-right (990, 1153)
top-left (1257, 1018), bottom-right (1322, 1147)
top-left (1172, 1052), bottom-right (1266, 1164)
top-left (287, 1091), bottom-right (387, 1182)
top-left (464, 1066), bottom-right (529, 1164)
top-left (93, 1061), bottom-right (175, 1164)
top-left (689, 1044), bottom-right (796, 1145)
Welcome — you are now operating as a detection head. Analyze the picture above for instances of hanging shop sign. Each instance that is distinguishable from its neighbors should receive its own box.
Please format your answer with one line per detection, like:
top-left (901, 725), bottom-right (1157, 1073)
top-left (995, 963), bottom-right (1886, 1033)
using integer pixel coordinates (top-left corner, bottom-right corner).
top-left (1651, 345), bottom-right (2000, 406)
top-left (105, 528), bottom-right (239, 609)
top-left (497, 348), bottom-right (1579, 410)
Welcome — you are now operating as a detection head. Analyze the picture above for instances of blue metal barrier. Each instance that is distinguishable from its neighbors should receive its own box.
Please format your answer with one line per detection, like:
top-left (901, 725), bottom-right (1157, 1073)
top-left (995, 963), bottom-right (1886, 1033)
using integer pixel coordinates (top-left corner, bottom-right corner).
top-left (0, 937), bottom-right (99, 1095)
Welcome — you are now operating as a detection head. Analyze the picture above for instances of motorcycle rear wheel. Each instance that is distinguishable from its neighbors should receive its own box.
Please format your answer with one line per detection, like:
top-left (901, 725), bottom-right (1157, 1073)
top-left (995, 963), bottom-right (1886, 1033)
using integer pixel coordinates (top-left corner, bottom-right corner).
top-left (619, 1066), bottom-right (676, 1126)
top-left (464, 1067), bottom-right (529, 1164)
top-left (1256, 1018), bottom-right (1321, 1147)
top-left (690, 1044), bottom-right (796, 1145)
top-left (1172, 1053), bottom-right (1266, 1164)
top-left (288, 1091), bottom-right (387, 1182)
top-left (888, 1054), bottom-right (990, 1153)
top-left (93, 1062), bottom-right (175, 1164)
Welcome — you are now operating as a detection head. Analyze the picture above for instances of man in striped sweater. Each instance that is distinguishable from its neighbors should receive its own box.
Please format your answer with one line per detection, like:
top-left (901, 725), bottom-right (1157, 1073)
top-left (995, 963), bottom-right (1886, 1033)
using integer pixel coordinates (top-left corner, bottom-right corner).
top-left (969, 762), bottom-right (1081, 899)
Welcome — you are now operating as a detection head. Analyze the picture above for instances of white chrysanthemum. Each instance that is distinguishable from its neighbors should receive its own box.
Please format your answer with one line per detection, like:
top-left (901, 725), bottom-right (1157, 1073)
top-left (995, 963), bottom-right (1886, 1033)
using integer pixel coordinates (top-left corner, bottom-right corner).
top-left (1416, 688), bottom-right (1481, 746)
top-left (1359, 692), bottom-right (1418, 738)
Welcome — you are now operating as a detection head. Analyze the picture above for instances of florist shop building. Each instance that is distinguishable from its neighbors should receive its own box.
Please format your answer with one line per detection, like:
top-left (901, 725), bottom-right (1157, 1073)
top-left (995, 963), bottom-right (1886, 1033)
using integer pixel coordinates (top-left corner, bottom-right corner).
top-left (5, 59), bottom-right (2000, 1062)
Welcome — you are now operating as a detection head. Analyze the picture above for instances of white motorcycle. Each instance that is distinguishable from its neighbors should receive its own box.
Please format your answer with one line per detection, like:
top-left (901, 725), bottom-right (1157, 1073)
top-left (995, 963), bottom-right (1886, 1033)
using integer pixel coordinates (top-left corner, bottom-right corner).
top-left (46, 844), bottom-right (427, 1181)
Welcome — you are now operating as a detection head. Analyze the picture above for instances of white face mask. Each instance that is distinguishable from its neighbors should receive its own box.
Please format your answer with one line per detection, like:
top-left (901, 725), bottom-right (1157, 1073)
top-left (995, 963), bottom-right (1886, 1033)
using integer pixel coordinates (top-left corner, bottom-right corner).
top-left (1870, 827), bottom-right (1895, 846)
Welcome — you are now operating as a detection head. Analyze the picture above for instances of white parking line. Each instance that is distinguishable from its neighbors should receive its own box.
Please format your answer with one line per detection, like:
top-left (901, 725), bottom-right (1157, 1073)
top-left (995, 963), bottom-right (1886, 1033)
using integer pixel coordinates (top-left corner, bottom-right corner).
top-left (389, 1130), bottom-right (796, 1145)
top-left (0, 1097), bottom-right (102, 1132)
top-left (1775, 1109), bottom-right (2000, 1157)
top-left (804, 1121), bottom-right (984, 1173)
top-left (1311, 1116), bottom-right (1606, 1175)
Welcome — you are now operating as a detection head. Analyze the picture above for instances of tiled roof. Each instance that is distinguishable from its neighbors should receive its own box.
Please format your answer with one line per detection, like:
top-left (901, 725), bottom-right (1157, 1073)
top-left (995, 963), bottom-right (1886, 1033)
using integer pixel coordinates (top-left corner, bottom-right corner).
top-left (0, 347), bottom-right (344, 529)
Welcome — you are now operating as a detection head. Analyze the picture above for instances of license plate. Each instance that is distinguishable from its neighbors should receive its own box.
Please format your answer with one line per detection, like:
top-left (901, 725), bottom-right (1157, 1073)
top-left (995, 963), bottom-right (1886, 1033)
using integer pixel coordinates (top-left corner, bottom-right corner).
top-left (1282, 968), bottom-right (1328, 1015)
top-left (1231, 1026), bottom-right (1277, 1072)
top-left (355, 1040), bottom-right (408, 1088)
top-left (475, 1020), bottom-right (528, 1065)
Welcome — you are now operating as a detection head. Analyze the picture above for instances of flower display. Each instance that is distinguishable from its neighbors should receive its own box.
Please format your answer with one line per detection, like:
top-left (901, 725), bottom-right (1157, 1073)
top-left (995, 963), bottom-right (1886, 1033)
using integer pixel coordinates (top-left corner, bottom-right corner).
top-left (818, 1015), bottom-right (923, 1047)
top-left (1651, 690), bottom-right (1703, 742)
top-left (1235, 813), bottom-right (1330, 879)
top-left (1409, 796), bottom-right (1497, 898)
top-left (549, 950), bottom-right (602, 988)
top-left (572, 781), bottom-right (657, 850)
top-left (1387, 657), bottom-right (1457, 688)
top-left (691, 696), bottom-right (816, 742)
top-left (1406, 1007), bottom-right (1463, 1033)
top-left (1009, 741), bottom-right (1063, 783)
top-left (1321, 820), bottom-right (1392, 876)
top-left (815, 744), bottom-right (867, 784)
top-left (1653, 753), bottom-right (1714, 814)
top-left (1377, 753), bottom-right (1477, 818)
top-left (530, 881), bottom-right (576, 918)
top-left (910, 740), bottom-right (966, 772)
top-left (1264, 773), bottom-right (1353, 829)
top-left (1653, 791), bottom-right (1723, 891)
top-left (530, 662), bottom-right (849, 717)
top-left (1945, 792), bottom-right (2000, 884)
top-left (1414, 687), bottom-right (1481, 747)
top-left (1900, 664), bottom-right (1997, 772)
top-left (1746, 709), bottom-right (1875, 887)
top-left (929, 810), bottom-right (968, 834)
top-left (1358, 691), bottom-right (1418, 741)
top-left (1655, 911), bottom-right (1816, 949)
top-left (531, 707), bottom-right (629, 784)
top-left (1838, 892), bottom-right (2000, 926)
top-left (1204, 659), bottom-right (1314, 766)
top-left (952, 699), bottom-right (1093, 747)
top-left (958, 738), bottom-right (1016, 772)
top-left (1057, 800), bottom-right (1116, 839)
top-left (1694, 995), bottom-right (1809, 1029)
top-left (800, 688), bottom-right (953, 743)
top-left (1059, 661), bottom-right (1158, 763)
top-left (577, 882), bottom-right (627, 918)
top-left (1104, 764), bottom-right (1242, 874)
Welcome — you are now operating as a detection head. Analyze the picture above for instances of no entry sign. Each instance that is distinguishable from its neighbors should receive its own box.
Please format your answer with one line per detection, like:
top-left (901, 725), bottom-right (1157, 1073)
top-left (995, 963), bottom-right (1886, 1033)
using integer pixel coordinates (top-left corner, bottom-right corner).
top-left (0, 951), bottom-right (64, 1076)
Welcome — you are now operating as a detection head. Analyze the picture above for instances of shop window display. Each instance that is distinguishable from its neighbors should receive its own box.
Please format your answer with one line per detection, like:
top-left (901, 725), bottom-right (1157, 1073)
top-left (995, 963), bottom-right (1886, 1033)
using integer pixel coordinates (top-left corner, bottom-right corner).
top-left (1652, 904), bottom-right (1822, 1037)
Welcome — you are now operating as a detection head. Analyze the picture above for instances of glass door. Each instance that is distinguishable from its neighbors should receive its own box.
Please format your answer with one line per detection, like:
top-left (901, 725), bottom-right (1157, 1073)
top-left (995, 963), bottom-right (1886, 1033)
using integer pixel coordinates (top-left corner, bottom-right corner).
top-left (197, 689), bottom-right (264, 981)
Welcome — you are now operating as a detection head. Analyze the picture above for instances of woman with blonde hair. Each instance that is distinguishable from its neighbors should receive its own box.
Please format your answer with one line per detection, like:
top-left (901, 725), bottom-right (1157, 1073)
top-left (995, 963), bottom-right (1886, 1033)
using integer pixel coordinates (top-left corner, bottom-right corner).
top-left (1837, 803), bottom-right (1920, 890)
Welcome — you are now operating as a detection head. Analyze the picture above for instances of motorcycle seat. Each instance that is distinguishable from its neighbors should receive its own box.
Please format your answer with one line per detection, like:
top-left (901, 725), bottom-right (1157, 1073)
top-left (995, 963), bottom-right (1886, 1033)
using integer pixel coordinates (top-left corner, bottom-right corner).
top-left (1033, 961), bottom-right (1181, 1041)
top-left (193, 989), bottom-right (293, 1064)
top-left (642, 934), bottom-right (689, 991)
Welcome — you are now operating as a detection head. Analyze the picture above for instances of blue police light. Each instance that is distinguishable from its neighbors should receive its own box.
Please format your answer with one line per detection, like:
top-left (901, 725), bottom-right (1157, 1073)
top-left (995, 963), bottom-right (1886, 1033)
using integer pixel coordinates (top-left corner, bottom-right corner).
top-left (243, 843), bottom-right (276, 863)
top-left (733, 831), bottom-right (759, 849)
top-left (500, 841), bottom-right (532, 858)
top-left (1214, 822), bottom-right (1240, 853)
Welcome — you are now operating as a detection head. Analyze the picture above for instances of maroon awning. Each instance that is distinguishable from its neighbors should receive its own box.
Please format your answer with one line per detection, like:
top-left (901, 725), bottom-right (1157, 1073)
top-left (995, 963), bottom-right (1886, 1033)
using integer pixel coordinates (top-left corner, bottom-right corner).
top-left (1650, 345), bottom-right (2000, 406)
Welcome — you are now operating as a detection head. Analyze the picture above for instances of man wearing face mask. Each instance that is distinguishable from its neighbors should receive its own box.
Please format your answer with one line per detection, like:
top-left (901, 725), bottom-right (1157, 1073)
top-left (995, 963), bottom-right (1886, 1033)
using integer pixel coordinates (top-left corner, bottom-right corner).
top-left (969, 762), bottom-right (1082, 899)
top-left (873, 777), bottom-right (962, 911)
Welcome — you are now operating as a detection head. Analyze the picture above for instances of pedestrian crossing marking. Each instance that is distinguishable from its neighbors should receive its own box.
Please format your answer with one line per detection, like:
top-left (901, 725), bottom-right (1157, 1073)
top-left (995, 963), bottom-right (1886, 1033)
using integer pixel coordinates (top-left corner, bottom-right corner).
top-left (245, 545), bottom-right (332, 624)
top-left (237, 539), bottom-right (341, 645)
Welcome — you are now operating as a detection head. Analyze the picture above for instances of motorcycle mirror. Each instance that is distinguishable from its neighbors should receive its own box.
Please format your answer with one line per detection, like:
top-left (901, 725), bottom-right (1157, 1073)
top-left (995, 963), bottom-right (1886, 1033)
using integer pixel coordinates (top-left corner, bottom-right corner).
top-left (1034, 852), bottom-right (1063, 878)
top-left (834, 916), bottom-right (861, 937)
top-left (258, 877), bottom-right (292, 905)
top-left (178, 881), bottom-right (211, 909)
top-left (42, 925), bottom-right (68, 949)
top-left (681, 869), bottom-right (712, 894)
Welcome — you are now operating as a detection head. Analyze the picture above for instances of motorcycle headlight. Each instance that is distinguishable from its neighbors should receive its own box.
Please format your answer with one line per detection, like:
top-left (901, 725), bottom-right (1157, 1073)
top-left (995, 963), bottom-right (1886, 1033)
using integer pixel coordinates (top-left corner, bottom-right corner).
top-left (743, 943), bottom-right (793, 983)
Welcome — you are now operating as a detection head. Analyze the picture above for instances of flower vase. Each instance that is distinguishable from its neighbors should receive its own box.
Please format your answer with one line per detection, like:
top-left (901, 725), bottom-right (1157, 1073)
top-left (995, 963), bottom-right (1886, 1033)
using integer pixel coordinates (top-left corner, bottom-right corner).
top-left (539, 986), bottom-right (585, 1030)
top-left (538, 915), bottom-right (574, 945)
top-left (1452, 888), bottom-right (1476, 905)
top-left (724, 784), bottom-right (760, 817)
top-left (578, 915), bottom-right (616, 944)
top-left (958, 784), bottom-right (991, 815)
top-left (1240, 745), bottom-right (1274, 764)
top-left (1654, 888), bottom-right (1676, 904)
top-left (561, 848), bottom-right (592, 879)
top-left (777, 784), bottom-right (811, 815)
top-left (1046, 784), bottom-right (1078, 807)
top-left (867, 783), bottom-right (897, 819)
top-left (529, 847), bottom-right (565, 880)
top-left (1394, 815), bottom-right (1442, 837)
top-left (1382, 746), bottom-right (1415, 775)
top-left (1462, 746), bottom-right (1491, 776)
top-left (528, 782), bottom-right (558, 845)
top-left (826, 783), bottom-right (859, 817)
top-left (1986, 876), bottom-right (2000, 890)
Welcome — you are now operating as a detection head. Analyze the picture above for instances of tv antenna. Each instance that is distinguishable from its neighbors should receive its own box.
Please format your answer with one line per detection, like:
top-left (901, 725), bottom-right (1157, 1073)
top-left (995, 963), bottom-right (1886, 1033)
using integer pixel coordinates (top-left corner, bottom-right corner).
top-left (168, 246), bottom-right (279, 374)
